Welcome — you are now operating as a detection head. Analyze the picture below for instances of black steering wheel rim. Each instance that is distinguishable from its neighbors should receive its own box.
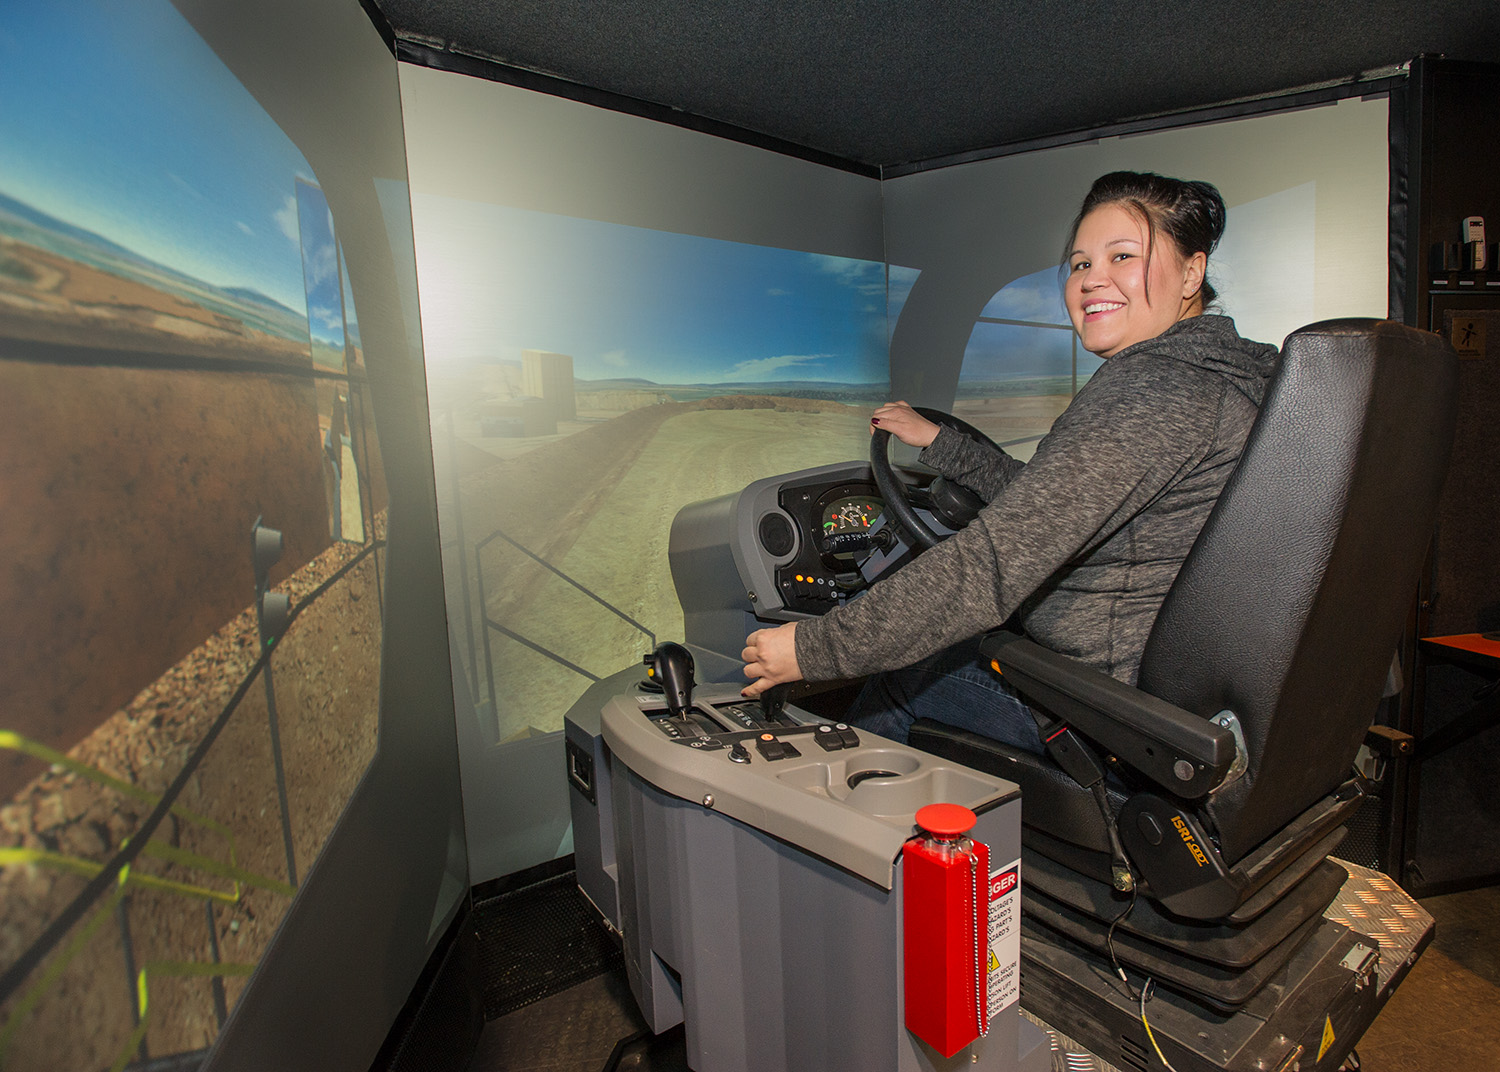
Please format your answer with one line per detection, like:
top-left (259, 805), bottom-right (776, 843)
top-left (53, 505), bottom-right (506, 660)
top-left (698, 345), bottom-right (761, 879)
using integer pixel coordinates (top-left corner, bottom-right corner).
top-left (870, 407), bottom-right (999, 551)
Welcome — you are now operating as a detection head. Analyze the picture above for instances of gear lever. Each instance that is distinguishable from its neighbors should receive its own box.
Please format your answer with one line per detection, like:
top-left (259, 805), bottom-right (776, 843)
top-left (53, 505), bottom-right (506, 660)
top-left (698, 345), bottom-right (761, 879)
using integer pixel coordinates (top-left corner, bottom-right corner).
top-left (759, 682), bottom-right (790, 724)
top-left (644, 642), bottom-right (696, 720)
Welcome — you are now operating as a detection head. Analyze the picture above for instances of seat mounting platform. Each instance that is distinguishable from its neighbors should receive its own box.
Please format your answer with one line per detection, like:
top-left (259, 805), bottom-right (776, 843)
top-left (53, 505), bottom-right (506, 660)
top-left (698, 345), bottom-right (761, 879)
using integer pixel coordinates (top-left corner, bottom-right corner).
top-left (1019, 860), bottom-right (1433, 1072)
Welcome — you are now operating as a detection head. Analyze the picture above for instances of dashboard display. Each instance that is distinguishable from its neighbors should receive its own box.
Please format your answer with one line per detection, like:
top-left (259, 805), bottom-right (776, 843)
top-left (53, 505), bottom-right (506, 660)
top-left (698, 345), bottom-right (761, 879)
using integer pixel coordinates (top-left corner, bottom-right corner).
top-left (822, 496), bottom-right (883, 535)
top-left (770, 474), bottom-right (899, 612)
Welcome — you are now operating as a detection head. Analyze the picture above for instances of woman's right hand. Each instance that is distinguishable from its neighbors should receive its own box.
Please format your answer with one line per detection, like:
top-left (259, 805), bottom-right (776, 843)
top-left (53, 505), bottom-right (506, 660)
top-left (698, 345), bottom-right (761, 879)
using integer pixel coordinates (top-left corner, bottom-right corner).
top-left (741, 622), bottom-right (802, 698)
top-left (870, 401), bottom-right (941, 449)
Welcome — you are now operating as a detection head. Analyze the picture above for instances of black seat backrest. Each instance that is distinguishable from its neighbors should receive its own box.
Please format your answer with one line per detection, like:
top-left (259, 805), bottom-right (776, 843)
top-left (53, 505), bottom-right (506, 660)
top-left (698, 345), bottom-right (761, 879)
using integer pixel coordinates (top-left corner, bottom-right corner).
top-left (1136, 320), bottom-right (1458, 863)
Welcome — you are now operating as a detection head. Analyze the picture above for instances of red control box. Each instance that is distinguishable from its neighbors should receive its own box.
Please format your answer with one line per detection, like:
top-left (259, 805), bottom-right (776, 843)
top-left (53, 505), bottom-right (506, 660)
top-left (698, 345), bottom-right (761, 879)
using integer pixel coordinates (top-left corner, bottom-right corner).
top-left (902, 804), bottom-right (990, 1058)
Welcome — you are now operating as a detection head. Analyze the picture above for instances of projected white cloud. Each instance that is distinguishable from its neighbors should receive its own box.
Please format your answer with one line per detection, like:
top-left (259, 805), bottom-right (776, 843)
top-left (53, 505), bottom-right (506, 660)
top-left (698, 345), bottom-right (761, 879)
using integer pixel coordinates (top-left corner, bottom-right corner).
top-left (726, 353), bottom-right (832, 381)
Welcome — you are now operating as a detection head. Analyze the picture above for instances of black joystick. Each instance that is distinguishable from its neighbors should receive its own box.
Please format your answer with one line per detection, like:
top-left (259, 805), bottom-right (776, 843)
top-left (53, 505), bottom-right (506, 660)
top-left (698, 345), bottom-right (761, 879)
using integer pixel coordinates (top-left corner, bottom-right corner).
top-left (644, 642), bottom-right (696, 719)
top-left (759, 682), bottom-right (790, 724)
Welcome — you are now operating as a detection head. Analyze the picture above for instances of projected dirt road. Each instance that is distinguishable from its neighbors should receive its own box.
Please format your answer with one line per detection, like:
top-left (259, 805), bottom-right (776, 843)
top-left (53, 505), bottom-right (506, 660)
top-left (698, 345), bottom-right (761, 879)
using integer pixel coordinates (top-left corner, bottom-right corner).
top-left (454, 401), bottom-right (872, 740)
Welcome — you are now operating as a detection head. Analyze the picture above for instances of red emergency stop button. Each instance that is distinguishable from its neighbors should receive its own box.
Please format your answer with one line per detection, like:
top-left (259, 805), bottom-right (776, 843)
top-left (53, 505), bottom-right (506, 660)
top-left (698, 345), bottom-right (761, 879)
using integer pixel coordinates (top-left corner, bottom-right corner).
top-left (915, 803), bottom-right (977, 838)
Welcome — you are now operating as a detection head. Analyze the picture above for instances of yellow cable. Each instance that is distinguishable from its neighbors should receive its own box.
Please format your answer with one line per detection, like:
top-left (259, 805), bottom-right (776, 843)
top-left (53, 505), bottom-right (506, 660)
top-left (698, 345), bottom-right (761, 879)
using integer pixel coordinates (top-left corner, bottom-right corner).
top-left (0, 728), bottom-right (298, 897)
top-left (1139, 979), bottom-right (1181, 1072)
top-left (0, 846), bottom-right (290, 904)
top-left (0, 842), bottom-right (291, 1066)
top-left (0, 731), bottom-right (229, 836)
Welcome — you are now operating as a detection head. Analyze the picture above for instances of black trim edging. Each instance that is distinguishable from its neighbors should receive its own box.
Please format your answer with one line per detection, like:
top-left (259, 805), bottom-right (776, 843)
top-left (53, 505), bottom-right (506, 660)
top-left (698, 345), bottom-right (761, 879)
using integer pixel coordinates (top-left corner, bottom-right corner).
top-left (393, 40), bottom-right (882, 179)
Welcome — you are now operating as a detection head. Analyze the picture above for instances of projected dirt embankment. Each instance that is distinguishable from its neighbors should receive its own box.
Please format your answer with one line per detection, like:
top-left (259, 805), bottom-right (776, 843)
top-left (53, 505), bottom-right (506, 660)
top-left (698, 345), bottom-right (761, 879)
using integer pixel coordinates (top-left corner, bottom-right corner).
top-left (0, 230), bottom-right (387, 1069)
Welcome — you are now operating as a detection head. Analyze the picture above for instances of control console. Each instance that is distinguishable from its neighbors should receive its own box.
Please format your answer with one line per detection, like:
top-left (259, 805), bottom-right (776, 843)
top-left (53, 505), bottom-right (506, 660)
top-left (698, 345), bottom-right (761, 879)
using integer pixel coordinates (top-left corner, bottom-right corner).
top-left (638, 692), bottom-right (866, 762)
top-left (669, 461), bottom-right (956, 665)
top-left (771, 473), bottom-right (888, 613)
top-left (559, 677), bottom-right (1043, 1072)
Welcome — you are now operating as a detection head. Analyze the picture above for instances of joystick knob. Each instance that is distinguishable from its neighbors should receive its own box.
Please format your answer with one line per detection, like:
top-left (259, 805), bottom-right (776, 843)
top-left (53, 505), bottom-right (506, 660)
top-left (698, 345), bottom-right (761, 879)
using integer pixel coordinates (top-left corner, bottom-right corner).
top-left (644, 642), bottom-right (696, 719)
top-left (759, 682), bottom-right (790, 723)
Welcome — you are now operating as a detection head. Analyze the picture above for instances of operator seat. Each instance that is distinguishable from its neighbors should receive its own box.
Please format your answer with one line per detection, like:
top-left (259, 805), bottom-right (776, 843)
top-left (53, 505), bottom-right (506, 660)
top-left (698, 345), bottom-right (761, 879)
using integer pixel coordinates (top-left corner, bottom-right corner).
top-left (909, 319), bottom-right (1459, 1009)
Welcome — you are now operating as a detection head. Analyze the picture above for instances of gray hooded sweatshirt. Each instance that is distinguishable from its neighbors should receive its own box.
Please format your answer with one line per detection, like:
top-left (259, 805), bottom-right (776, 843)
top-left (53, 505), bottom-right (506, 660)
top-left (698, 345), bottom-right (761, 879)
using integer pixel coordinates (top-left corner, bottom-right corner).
top-left (795, 314), bottom-right (1280, 686)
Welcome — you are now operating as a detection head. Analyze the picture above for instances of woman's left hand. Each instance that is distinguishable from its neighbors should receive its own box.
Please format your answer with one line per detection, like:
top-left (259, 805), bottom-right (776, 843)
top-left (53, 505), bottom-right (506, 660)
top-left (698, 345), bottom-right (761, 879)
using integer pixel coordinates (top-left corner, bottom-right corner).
top-left (870, 401), bottom-right (940, 448)
top-left (741, 622), bottom-right (802, 697)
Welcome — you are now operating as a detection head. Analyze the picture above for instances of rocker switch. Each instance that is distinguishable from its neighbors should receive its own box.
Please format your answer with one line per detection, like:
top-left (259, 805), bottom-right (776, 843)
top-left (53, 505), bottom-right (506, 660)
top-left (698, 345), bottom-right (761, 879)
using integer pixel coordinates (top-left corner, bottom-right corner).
top-left (755, 733), bottom-right (800, 761)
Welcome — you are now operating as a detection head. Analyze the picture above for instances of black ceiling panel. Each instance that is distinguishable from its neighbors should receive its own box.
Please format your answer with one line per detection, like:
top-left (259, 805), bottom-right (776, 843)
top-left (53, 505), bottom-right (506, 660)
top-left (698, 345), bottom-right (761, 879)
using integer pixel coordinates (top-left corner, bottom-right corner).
top-left (374, 0), bottom-right (1500, 168)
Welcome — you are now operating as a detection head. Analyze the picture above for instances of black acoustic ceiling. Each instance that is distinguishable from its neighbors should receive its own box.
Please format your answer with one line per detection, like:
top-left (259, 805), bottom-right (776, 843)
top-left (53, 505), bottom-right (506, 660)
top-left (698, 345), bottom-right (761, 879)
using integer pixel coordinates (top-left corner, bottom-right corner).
top-left (373, 0), bottom-right (1500, 170)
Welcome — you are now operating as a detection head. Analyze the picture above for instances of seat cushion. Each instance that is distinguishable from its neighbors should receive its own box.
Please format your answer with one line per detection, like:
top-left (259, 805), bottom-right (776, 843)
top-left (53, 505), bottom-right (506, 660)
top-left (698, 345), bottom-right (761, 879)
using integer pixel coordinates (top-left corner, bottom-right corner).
top-left (1023, 850), bottom-right (1348, 968)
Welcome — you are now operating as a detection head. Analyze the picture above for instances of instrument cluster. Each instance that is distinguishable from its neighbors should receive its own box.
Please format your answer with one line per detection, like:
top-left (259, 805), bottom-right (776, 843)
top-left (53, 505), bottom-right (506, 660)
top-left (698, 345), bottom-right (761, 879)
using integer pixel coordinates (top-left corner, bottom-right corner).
top-left (764, 478), bottom-right (888, 614)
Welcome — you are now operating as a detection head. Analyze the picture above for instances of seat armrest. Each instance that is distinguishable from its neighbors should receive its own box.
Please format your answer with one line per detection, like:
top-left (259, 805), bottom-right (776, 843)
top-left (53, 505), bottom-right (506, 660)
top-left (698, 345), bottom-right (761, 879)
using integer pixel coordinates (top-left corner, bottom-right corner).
top-left (978, 632), bottom-right (1236, 800)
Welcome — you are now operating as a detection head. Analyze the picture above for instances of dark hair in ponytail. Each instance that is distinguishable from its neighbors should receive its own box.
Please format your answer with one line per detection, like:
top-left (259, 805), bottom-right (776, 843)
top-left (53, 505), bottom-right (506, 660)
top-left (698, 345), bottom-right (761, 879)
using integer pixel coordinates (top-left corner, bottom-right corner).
top-left (1062, 171), bottom-right (1228, 308)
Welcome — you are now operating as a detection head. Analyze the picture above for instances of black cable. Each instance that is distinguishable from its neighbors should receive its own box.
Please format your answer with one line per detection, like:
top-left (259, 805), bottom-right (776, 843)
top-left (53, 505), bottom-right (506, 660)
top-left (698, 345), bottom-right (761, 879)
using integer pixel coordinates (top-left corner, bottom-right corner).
top-left (1093, 781), bottom-right (1134, 891)
top-left (1106, 884), bottom-right (1141, 1001)
top-left (283, 539), bottom-right (385, 631)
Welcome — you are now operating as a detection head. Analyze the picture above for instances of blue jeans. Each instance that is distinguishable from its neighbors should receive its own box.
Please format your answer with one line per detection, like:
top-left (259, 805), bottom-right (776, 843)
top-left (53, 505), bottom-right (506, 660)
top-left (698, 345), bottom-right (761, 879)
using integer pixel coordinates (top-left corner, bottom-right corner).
top-left (842, 636), bottom-right (1045, 754)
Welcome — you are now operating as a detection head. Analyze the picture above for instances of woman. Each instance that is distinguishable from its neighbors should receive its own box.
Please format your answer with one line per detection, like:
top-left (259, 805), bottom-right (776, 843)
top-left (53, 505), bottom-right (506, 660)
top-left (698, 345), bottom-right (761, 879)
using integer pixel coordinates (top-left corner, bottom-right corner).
top-left (740, 171), bottom-right (1280, 750)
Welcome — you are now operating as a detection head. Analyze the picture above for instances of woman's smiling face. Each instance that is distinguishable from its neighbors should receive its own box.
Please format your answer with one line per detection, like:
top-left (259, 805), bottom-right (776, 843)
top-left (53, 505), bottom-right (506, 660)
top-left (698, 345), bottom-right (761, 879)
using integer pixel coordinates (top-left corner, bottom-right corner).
top-left (1064, 202), bottom-right (1205, 358)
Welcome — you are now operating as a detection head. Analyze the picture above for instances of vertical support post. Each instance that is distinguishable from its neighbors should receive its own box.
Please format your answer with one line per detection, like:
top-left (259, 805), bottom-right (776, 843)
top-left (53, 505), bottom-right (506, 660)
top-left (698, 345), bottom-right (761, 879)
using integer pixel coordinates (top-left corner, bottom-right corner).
top-left (475, 543), bottom-right (499, 736)
top-left (352, 384), bottom-right (384, 618)
top-left (252, 518), bottom-right (298, 888)
top-left (205, 900), bottom-right (229, 1028)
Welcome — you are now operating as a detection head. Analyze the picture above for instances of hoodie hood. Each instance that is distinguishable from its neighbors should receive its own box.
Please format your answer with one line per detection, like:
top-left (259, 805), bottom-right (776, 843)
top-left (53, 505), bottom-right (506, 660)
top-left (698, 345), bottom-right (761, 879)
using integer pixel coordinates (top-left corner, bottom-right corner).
top-left (1116, 314), bottom-right (1280, 406)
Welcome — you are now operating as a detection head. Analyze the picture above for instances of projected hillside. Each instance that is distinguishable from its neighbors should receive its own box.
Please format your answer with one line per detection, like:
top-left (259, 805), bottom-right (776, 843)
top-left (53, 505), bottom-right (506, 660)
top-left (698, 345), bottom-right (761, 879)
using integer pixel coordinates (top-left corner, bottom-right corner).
top-left (0, 193), bottom-right (310, 362)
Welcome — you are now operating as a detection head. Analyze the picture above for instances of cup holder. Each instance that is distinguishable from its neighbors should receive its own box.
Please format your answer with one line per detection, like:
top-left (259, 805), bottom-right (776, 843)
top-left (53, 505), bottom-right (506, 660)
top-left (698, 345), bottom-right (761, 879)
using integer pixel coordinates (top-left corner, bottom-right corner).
top-left (776, 743), bottom-right (1000, 820)
top-left (847, 768), bottom-right (902, 790)
top-left (838, 750), bottom-right (927, 815)
top-left (844, 750), bottom-right (919, 783)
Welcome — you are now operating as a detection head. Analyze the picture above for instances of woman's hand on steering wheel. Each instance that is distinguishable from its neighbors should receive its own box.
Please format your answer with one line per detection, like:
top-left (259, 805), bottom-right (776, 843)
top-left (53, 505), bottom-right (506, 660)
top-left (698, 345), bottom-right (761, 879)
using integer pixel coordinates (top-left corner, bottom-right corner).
top-left (870, 405), bottom-right (997, 551)
top-left (870, 401), bottom-right (941, 449)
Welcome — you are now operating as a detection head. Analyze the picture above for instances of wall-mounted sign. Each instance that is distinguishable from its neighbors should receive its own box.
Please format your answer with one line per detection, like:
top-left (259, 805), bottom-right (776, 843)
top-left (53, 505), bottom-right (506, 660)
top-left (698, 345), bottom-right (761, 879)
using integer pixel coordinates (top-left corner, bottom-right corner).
top-left (1446, 313), bottom-right (1488, 359)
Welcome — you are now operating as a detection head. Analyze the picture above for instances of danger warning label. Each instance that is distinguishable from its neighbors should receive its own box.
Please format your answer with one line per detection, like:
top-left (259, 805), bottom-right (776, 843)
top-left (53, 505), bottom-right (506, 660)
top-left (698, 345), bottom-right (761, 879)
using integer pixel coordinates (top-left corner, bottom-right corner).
top-left (988, 860), bottom-right (1021, 1014)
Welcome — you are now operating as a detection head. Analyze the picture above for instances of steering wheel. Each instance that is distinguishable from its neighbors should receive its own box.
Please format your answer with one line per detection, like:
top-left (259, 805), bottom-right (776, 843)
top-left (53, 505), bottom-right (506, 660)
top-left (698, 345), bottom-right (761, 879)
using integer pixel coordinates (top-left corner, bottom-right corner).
top-left (870, 407), bottom-right (997, 551)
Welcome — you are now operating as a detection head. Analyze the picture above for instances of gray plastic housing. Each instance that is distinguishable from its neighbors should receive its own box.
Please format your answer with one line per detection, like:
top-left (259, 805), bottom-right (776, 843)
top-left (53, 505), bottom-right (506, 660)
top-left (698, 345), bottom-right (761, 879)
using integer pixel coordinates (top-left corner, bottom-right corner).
top-left (562, 666), bottom-right (644, 931)
top-left (669, 462), bottom-right (858, 660)
top-left (599, 684), bottom-right (1048, 1072)
top-left (668, 461), bottom-right (951, 665)
top-left (602, 686), bottom-right (1015, 888)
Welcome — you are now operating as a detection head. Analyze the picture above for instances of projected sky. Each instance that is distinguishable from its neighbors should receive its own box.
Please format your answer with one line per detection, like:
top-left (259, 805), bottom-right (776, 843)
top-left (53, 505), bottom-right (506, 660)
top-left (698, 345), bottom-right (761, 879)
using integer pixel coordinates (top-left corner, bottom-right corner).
top-left (960, 266), bottom-right (1091, 385)
top-left (411, 195), bottom-right (891, 386)
top-left (0, 1), bottom-right (315, 312)
top-left (980, 266), bottom-right (1070, 325)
